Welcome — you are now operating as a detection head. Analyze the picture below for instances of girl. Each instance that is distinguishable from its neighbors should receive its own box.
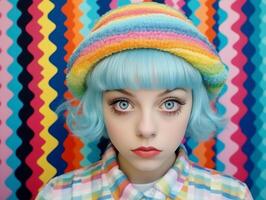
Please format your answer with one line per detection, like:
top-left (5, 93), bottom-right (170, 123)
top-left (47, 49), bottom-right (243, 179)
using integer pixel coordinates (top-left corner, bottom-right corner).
top-left (36, 2), bottom-right (253, 200)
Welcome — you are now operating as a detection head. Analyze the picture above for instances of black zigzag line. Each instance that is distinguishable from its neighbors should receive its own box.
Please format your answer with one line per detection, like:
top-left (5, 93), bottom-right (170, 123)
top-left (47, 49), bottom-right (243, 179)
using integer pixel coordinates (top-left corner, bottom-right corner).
top-left (15, 0), bottom-right (34, 199)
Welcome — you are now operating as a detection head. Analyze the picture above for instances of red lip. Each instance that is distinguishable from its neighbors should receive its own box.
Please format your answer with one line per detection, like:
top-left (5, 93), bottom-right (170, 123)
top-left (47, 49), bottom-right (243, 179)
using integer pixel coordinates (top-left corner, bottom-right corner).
top-left (131, 146), bottom-right (161, 158)
top-left (132, 146), bottom-right (161, 151)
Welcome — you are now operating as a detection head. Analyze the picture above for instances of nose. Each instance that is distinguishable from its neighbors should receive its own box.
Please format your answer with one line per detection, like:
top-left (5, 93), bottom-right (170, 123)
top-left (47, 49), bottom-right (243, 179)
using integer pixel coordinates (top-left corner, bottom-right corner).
top-left (136, 110), bottom-right (157, 138)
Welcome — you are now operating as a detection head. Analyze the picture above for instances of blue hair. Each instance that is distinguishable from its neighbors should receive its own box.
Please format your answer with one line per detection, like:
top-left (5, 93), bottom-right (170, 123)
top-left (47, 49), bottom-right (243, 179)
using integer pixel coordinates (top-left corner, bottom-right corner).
top-left (66, 49), bottom-right (225, 141)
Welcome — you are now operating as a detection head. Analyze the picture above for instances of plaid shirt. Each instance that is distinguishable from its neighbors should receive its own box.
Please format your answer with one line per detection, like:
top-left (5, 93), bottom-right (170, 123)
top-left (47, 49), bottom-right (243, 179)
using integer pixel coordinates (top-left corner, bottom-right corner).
top-left (36, 144), bottom-right (253, 200)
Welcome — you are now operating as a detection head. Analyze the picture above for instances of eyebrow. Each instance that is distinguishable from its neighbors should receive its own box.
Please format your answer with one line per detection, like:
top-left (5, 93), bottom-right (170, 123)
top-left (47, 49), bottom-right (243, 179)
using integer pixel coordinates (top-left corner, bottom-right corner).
top-left (105, 88), bottom-right (186, 97)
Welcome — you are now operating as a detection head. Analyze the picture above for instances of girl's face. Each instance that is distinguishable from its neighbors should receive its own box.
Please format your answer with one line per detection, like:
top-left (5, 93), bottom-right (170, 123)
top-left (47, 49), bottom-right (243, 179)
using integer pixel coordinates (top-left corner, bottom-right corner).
top-left (103, 89), bottom-right (192, 183)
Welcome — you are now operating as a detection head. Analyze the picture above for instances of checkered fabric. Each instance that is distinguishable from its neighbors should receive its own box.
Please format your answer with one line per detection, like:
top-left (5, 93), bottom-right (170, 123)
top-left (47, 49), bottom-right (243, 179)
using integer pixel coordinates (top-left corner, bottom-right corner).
top-left (36, 144), bottom-right (253, 200)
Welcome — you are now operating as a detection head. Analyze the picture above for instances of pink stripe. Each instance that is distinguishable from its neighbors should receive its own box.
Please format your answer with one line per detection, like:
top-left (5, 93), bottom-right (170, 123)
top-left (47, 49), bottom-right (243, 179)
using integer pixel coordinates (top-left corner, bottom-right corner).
top-left (177, 0), bottom-right (186, 10)
top-left (230, 0), bottom-right (248, 182)
top-left (80, 31), bottom-right (213, 58)
top-left (165, 0), bottom-right (174, 7)
top-left (109, 0), bottom-right (118, 10)
top-left (131, 0), bottom-right (145, 3)
top-left (24, 0), bottom-right (45, 197)
top-left (165, 0), bottom-right (186, 12)
top-left (0, 1), bottom-right (14, 198)
top-left (218, 0), bottom-right (246, 179)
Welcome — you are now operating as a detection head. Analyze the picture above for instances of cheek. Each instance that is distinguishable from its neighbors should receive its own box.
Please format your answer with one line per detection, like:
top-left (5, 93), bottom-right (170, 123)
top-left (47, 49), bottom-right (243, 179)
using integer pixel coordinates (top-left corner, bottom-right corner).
top-left (159, 110), bottom-right (191, 141)
top-left (162, 107), bottom-right (190, 127)
top-left (104, 116), bottom-right (121, 147)
top-left (104, 113), bottom-right (119, 137)
top-left (104, 110), bottom-right (133, 140)
top-left (160, 119), bottom-right (188, 136)
top-left (158, 119), bottom-right (188, 151)
top-left (104, 113), bottom-right (136, 152)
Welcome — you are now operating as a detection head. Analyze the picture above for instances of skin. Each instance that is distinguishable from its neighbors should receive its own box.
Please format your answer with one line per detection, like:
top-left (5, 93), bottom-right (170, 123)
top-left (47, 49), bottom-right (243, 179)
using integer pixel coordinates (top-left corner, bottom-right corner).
top-left (103, 89), bottom-right (192, 184)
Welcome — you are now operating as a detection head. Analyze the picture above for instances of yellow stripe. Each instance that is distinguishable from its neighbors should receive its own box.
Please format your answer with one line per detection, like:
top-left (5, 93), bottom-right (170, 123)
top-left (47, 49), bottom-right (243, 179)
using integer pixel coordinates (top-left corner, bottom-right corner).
top-left (37, 0), bottom-right (58, 184)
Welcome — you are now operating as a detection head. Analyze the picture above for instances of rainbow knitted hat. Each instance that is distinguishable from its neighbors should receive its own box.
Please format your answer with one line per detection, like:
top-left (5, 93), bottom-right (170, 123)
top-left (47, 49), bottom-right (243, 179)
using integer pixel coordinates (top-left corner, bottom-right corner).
top-left (67, 2), bottom-right (228, 99)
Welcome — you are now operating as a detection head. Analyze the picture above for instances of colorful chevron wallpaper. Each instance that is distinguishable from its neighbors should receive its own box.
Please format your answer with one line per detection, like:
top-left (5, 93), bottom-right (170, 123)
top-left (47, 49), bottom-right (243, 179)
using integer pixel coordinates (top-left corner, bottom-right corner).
top-left (0, 0), bottom-right (265, 199)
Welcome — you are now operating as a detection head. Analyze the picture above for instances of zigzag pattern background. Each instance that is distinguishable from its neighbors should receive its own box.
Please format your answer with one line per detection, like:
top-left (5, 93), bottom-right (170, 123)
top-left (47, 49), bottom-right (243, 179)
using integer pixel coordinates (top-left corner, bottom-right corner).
top-left (0, 0), bottom-right (265, 199)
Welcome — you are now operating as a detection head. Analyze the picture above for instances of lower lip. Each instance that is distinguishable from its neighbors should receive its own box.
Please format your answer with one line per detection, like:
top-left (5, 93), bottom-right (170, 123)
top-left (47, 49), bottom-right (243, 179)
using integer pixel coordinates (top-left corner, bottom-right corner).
top-left (132, 150), bottom-right (161, 158)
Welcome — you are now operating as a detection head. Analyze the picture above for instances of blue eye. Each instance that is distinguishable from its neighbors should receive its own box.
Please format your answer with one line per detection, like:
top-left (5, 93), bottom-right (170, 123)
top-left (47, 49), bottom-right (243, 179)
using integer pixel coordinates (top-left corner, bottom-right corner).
top-left (110, 99), bottom-right (134, 114)
top-left (118, 101), bottom-right (129, 110)
top-left (164, 100), bottom-right (178, 110)
top-left (160, 99), bottom-right (182, 114)
top-left (164, 101), bottom-right (176, 110)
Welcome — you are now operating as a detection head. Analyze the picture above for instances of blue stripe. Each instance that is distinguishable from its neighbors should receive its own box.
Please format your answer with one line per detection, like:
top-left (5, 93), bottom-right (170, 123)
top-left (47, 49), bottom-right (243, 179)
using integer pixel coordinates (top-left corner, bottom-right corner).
top-left (98, 194), bottom-right (112, 199)
top-left (110, 174), bottom-right (127, 192)
top-left (6, 0), bottom-right (23, 199)
top-left (48, 0), bottom-right (68, 176)
top-left (240, 0), bottom-right (256, 190)
top-left (189, 182), bottom-right (243, 200)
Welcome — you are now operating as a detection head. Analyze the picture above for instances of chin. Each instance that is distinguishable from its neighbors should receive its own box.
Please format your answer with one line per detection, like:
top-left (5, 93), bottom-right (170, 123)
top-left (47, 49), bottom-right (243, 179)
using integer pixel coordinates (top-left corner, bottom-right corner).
top-left (132, 159), bottom-right (163, 172)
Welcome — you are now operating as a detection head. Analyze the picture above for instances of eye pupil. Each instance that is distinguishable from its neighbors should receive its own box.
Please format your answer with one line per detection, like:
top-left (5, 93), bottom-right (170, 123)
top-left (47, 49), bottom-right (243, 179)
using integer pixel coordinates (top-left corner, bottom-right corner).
top-left (165, 101), bottom-right (175, 109)
top-left (119, 101), bottom-right (129, 109)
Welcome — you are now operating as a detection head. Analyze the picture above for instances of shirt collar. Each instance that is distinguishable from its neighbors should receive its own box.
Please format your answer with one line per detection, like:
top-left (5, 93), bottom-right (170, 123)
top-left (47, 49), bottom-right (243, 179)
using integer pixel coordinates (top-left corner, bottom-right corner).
top-left (102, 143), bottom-right (191, 199)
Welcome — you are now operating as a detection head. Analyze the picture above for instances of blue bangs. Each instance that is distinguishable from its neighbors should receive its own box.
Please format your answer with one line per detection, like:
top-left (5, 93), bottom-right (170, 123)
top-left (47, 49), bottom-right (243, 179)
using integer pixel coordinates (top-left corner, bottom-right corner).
top-left (87, 49), bottom-right (202, 91)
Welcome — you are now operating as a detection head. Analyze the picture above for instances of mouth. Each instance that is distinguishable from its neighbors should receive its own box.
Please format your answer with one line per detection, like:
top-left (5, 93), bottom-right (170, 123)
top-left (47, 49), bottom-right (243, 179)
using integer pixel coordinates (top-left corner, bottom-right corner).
top-left (131, 146), bottom-right (162, 158)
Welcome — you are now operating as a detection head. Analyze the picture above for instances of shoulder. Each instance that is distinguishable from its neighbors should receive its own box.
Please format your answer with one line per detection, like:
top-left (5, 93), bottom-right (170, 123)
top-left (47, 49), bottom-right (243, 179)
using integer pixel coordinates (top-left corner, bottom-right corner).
top-left (36, 160), bottom-right (104, 200)
top-left (188, 163), bottom-right (253, 200)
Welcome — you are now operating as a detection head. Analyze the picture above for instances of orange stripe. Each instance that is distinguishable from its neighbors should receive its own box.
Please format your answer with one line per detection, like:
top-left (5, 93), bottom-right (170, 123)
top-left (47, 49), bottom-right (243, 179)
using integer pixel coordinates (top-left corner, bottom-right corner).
top-left (196, 0), bottom-right (208, 34)
top-left (67, 0), bottom-right (84, 169)
top-left (205, 0), bottom-right (216, 42)
top-left (61, 0), bottom-right (84, 171)
top-left (193, 142), bottom-right (206, 167)
top-left (62, 125), bottom-right (79, 172)
top-left (193, 0), bottom-right (216, 168)
top-left (193, 139), bottom-right (215, 168)
top-left (205, 139), bottom-right (216, 168)
top-left (62, 0), bottom-right (75, 61)
top-left (196, 0), bottom-right (216, 42)
top-left (72, 0), bottom-right (83, 46)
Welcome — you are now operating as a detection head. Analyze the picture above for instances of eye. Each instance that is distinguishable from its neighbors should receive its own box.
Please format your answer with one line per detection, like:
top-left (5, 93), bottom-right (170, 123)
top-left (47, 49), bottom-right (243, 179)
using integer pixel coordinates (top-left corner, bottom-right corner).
top-left (109, 98), bottom-right (134, 114)
top-left (159, 98), bottom-right (184, 115)
top-left (161, 100), bottom-right (179, 111)
top-left (164, 101), bottom-right (176, 110)
top-left (117, 101), bottom-right (130, 110)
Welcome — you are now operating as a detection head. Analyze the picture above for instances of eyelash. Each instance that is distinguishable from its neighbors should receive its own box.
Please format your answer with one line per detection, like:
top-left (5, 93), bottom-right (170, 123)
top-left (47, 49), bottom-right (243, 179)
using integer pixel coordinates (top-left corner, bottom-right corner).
top-left (108, 97), bottom-right (185, 116)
